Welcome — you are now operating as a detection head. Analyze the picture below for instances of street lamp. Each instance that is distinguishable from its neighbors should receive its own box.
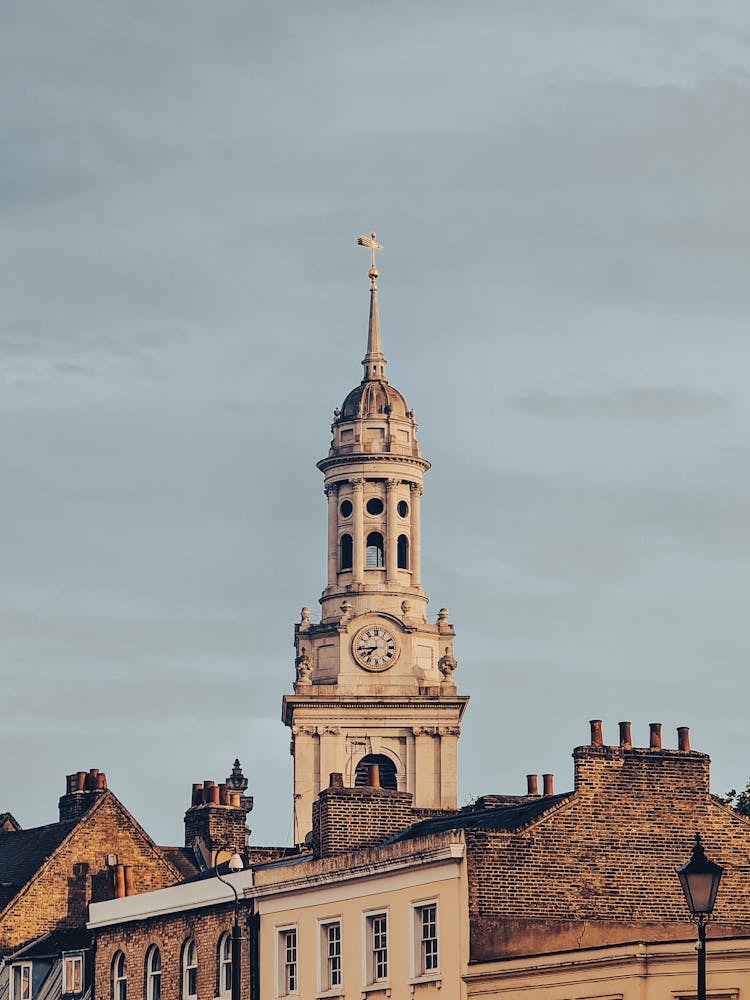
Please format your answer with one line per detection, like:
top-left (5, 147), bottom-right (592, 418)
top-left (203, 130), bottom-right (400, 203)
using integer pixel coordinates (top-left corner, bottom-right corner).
top-left (677, 833), bottom-right (724, 1000)
top-left (215, 847), bottom-right (244, 1000)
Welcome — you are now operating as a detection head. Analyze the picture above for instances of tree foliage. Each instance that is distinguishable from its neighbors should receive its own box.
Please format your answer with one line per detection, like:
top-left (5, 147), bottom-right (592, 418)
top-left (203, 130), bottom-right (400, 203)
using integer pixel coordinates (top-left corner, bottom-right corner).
top-left (720, 778), bottom-right (750, 817)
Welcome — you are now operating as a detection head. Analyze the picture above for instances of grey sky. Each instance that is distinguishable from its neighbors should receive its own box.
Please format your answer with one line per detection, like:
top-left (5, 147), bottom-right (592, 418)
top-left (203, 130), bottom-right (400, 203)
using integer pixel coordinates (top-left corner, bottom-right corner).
top-left (2, 2), bottom-right (749, 846)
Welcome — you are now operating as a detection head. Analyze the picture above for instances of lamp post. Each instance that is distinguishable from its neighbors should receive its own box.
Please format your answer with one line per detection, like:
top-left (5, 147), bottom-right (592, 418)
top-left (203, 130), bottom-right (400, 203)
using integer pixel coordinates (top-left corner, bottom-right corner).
top-left (215, 847), bottom-right (244, 1000)
top-left (677, 833), bottom-right (724, 1000)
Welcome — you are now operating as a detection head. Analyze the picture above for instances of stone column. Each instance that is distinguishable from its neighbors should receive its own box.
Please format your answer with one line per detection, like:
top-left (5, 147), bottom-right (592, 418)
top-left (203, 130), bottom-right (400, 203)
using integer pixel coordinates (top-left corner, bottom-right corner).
top-left (352, 478), bottom-right (365, 584)
top-left (292, 726), bottom-right (318, 845)
top-left (412, 726), bottom-right (437, 809)
top-left (409, 482), bottom-right (423, 587)
top-left (318, 727), bottom-right (341, 794)
top-left (325, 483), bottom-right (338, 589)
top-left (438, 726), bottom-right (460, 809)
top-left (385, 478), bottom-right (399, 583)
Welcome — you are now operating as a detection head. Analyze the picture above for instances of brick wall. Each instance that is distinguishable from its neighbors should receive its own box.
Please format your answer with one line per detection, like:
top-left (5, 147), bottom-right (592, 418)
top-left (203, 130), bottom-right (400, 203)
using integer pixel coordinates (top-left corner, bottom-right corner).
top-left (312, 780), bottom-right (414, 857)
top-left (93, 904), bottom-right (250, 1000)
top-left (184, 805), bottom-right (247, 857)
top-left (0, 793), bottom-right (180, 953)
top-left (468, 734), bottom-right (750, 960)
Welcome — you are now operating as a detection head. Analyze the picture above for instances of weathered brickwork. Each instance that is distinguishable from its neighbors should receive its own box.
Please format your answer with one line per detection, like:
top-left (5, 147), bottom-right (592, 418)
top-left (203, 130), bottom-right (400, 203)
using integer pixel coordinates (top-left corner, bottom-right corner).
top-left (94, 904), bottom-right (250, 1000)
top-left (0, 793), bottom-right (181, 953)
top-left (184, 805), bottom-right (247, 857)
top-left (467, 741), bottom-right (750, 960)
top-left (312, 783), bottom-right (414, 857)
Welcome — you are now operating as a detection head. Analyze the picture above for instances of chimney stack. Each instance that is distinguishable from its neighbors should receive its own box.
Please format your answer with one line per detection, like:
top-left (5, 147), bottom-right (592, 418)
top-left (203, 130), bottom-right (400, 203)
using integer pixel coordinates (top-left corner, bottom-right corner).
top-left (184, 766), bottom-right (250, 860)
top-left (59, 768), bottom-right (108, 823)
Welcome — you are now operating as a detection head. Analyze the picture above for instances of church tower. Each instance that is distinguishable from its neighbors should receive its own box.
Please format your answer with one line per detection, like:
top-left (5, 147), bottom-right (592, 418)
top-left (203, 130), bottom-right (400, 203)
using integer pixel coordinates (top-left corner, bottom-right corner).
top-left (282, 235), bottom-right (468, 844)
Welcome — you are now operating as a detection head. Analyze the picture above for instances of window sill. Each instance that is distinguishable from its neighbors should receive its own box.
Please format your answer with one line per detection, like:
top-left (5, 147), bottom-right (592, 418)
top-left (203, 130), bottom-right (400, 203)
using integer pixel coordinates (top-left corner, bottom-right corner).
top-left (316, 992), bottom-right (344, 1000)
top-left (408, 974), bottom-right (442, 991)
top-left (361, 984), bottom-right (391, 998)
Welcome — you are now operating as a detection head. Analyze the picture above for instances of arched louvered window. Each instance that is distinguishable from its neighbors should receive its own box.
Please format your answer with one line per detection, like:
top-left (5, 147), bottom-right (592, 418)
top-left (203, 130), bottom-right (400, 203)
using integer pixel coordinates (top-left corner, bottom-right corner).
top-left (112, 952), bottom-right (127, 1000)
top-left (355, 753), bottom-right (398, 790)
top-left (145, 947), bottom-right (161, 1000)
top-left (397, 534), bottom-right (409, 569)
top-left (366, 532), bottom-right (384, 568)
top-left (217, 934), bottom-right (231, 997)
top-left (339, 533), bottom-right (353, 570)
top-left (182, 940), bottom-right (197, 1000)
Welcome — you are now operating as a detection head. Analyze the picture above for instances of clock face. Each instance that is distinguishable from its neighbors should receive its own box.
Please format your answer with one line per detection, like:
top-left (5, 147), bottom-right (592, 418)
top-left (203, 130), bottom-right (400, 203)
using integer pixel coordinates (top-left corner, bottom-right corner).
top-left (352, 625), bottom-right (399, 671)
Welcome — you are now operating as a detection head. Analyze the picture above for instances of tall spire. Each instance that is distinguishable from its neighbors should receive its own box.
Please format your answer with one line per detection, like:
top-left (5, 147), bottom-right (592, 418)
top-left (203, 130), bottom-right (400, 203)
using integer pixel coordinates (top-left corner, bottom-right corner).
top-left (356, 232), bottom-right (387, 382)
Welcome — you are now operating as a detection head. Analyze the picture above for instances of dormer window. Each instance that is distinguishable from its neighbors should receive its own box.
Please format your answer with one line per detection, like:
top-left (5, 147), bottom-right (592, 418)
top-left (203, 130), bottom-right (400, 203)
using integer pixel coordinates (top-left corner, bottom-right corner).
top-left (11, 963), bottom-right (31, 1000)
top-left (62, 953), bottom-right (84, 996)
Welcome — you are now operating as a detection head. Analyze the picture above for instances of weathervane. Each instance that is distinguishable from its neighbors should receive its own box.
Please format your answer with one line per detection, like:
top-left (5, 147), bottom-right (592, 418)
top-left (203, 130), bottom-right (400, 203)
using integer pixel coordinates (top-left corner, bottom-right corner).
top-left (356, 232), bottom-right (383, 287)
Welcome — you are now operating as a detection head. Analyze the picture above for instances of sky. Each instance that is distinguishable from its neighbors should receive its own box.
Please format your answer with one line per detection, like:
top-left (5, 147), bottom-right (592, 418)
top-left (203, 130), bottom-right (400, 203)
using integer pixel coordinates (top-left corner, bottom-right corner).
top-left (2, 1), bottom-right (750, 847)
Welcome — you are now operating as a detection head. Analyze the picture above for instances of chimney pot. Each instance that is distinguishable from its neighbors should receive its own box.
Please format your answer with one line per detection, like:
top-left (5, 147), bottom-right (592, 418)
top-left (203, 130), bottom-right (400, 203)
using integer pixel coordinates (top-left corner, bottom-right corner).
top-left (329, 772), bottom-right (344, 788)
top-left (590, 720), bottom-right (603, 747)
top-left (649, 722), bottom-right (662, 749)
top-left (114, 864), bottom-right (126, 899)
top-left (542, 773), bottom-right (554, 796)
top-left (526, 774), bottom-right (538, 796)
top-left (76, 771), bottom-right (87, 792)
top-left (677, 726), bottom-right (690, 752)
top-left (367, 764), bottom-right (381, 788)
top-left (192, 783), bottom-right (203, 806)
top-left (209, 785), bottom-right (220, 806)
top-left (96, 773), bottom-right (107, 790)
top-left (619, 721), bottom-right (632, 749)
top-left (123, 865), bottom-right (134, 897)
top-left (231, 792), bottom-right (241, 808)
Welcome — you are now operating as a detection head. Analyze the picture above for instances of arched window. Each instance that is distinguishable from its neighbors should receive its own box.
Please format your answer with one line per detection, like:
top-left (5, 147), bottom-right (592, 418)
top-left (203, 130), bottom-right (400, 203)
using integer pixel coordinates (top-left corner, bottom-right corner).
top-left (182, 940), bottom-right (197, 1000)
top-left (112, 952), bottom-right (127, 1000)
top-left (397, 534), bottom-right (409, 569)
top-left (366, 532), bottom-right (384, 568)
top-left (217, 934), bottom-right (231, 997)
top-left (145, 947), bottom-right (161, 1000)
top-left (339, 534), bottom-right (353, 570)
top-left (355, 753), bottom-right (398, 790)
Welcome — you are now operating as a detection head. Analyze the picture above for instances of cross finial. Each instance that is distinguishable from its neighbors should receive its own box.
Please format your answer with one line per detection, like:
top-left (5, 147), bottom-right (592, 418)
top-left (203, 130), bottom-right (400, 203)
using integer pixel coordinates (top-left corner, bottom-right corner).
top-left (356, 232), bottom-right (383, 287)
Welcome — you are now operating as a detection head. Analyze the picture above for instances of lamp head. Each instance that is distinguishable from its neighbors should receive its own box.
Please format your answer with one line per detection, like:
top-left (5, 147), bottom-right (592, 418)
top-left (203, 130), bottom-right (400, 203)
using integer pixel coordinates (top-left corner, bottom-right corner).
top-left (677, 832), bottom-right (723, 917)
top-left (227, 853), bottom-right (244, 872)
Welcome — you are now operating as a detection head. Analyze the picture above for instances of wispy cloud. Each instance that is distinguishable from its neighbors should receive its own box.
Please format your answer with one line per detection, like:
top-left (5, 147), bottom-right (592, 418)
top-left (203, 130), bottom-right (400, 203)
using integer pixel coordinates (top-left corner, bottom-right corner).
top-left (508, 386), bottom-right (729, 421)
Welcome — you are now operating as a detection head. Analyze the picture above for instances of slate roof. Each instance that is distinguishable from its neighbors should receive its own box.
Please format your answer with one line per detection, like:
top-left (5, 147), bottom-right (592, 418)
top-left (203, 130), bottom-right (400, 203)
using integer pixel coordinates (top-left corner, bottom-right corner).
top-left (9, 927), bottom-right (91, 960)
top-left (159, 846), bottom-right (202, 880)
top-left (386, 792), bottom-right (572, 844)
top-left (0, 821), bottom-right (76, 908)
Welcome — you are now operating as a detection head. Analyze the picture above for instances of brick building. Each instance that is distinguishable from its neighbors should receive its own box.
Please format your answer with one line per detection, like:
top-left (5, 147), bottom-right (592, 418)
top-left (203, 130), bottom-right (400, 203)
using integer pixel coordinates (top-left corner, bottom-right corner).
top-left (0, 760), bottom-right (262, 1000)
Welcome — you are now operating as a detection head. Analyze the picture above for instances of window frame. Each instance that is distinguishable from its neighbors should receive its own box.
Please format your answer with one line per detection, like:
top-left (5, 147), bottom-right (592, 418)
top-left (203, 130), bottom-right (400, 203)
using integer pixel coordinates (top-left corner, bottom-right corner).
top-left (397, 533), bottom-right (409, 569)
top-left (317, 918), bottom-right (342, 995)
top-left (275, 925), bottom-right (298, 998)
top-left (217, 932), bottom-right (232, 998)
top-left (111, 951), bottom-right (127, 1000)
top-left (410, 899), bottom-right (440, 983)
top-left (62, 952), bottom-right (84, 997)
top-left (144, 946), bottom-right (161, 1000)
top-left (338, 533), bottom-right (353, 571)
top-left (10, 962), bottom-right (32, 1000)
top-left (181, 939), bottom-right (198, 1000)
top-left (361, 908), bottom-right (389, 989)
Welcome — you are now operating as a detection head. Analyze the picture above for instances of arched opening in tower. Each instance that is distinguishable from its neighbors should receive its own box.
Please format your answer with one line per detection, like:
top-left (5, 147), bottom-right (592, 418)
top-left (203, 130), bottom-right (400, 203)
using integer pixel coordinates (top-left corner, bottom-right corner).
top-left (365, 532), bottom-right (384, 567)
top-left (354, 754), bottom-right (397, 790)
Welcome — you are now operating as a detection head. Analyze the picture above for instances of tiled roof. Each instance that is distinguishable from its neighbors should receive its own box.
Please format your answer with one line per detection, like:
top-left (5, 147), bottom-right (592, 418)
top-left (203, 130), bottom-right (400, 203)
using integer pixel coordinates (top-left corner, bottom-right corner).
top-left (9, 927), bottom-right (91, 959)
top-left (387, 793), bottom-right (572, 843)
top-left (0, 821), bottom-right (76, 905)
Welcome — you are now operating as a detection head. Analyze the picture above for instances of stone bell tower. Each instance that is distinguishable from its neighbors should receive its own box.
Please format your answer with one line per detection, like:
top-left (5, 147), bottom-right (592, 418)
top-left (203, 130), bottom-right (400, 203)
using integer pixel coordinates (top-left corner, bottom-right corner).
top-left (282, 235), bottom-right (468, 844)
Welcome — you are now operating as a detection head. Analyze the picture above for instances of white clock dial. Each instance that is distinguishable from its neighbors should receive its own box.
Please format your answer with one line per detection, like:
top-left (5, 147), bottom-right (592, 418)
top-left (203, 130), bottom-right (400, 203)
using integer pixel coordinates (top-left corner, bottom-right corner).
top-left (352, 625), bottom-right (399, 671)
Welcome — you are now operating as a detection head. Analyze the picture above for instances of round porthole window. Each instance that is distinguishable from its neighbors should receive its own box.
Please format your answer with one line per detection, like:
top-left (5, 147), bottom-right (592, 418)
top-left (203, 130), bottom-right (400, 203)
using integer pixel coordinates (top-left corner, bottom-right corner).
top-left (339, 499), bottom-right (353, 518)
top-left (397, 500), bottom-right (409, 518)
top-left (366, 497), bottom-right (384, 515)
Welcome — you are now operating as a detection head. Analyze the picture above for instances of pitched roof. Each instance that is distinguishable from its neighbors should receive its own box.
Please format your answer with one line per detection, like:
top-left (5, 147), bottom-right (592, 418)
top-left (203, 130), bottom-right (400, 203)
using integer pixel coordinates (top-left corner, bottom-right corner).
top-left (0, 821), bottom-right (76, 903)
top-left (387, 793), bottom-right (571, 843)
top-left (159, 846), bottom-right (202, 880)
